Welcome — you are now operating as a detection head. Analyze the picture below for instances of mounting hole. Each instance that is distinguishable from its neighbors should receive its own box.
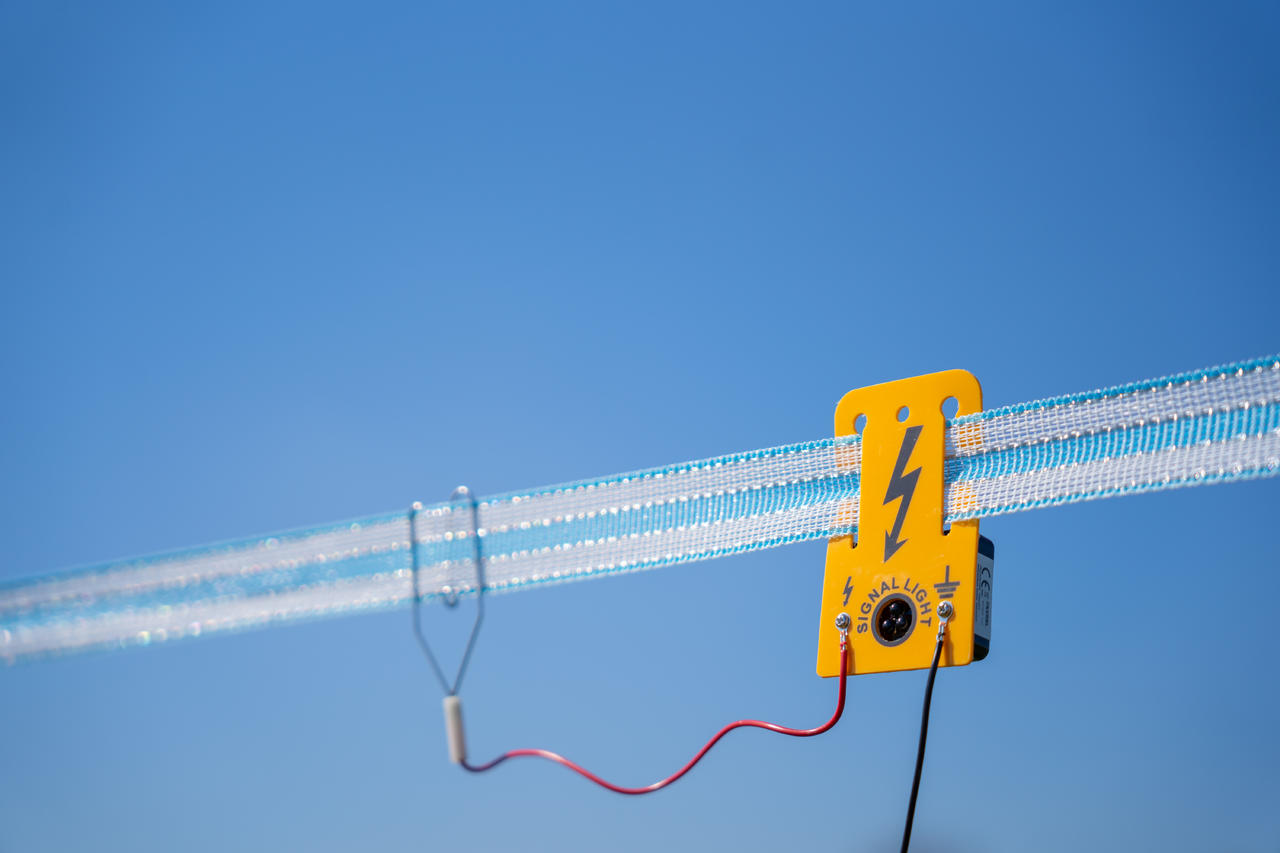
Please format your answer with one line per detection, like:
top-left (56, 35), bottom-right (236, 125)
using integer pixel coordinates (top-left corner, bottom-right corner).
top-left (872, 594), bottom-right (915, 646)
top-left (941, 396), bottom-right (960, 419)
top-left (896, 406), bottom-right (910, 423)
top-left (854, 413), bottom-right (867, 434)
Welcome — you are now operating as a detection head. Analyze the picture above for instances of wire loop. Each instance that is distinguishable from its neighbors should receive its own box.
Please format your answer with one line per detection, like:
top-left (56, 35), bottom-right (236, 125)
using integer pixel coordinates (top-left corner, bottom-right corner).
top-left (410, 487), bottom-right (487, 697)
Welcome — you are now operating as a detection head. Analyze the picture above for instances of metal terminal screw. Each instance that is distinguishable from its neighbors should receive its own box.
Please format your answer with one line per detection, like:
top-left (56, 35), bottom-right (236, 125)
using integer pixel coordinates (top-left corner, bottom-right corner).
top-left (937, 601), bottom-right (954, 620)
top-left (834, 613), bottom-right (851, 631)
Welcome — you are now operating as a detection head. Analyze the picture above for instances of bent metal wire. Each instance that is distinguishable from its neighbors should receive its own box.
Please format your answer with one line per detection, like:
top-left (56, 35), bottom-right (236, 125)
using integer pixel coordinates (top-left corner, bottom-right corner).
top-left (2, 354), bottom-right (1278, 662)
top-left (411, 487), bottom-right (485, 697)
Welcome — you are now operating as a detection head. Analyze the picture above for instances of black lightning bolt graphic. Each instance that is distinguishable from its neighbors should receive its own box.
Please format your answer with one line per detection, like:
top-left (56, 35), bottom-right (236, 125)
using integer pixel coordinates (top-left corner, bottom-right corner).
top-left (842, 576), bottom-right (854, 607)
top-left (883, 424), bottom-right (923, 562)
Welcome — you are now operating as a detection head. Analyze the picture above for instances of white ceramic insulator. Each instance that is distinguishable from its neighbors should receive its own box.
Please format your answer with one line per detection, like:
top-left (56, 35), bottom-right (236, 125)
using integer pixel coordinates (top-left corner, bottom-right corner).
top-left (442, 695), bottom-right (467, 764)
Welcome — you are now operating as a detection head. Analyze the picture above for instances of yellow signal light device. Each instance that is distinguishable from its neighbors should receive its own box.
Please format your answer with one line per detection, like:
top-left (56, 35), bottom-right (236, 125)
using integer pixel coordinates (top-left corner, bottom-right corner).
top-left (817, 370), bottom-right (994, 678)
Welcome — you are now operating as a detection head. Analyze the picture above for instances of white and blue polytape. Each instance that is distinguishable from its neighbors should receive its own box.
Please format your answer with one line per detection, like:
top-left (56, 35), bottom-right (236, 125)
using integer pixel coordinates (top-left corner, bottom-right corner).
top-left (2, 355), bottom-right (1277, 661)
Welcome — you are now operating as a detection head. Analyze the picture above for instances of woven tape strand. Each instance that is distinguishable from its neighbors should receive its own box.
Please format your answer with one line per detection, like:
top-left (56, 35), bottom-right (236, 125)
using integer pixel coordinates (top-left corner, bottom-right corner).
top-left (3, 356), bottom-right (1277, 661)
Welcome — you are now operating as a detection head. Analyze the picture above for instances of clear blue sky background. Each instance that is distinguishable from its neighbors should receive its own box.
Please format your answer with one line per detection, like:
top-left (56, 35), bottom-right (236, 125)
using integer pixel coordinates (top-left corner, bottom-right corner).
top-left (2, 2), bottom-right (1278, 851)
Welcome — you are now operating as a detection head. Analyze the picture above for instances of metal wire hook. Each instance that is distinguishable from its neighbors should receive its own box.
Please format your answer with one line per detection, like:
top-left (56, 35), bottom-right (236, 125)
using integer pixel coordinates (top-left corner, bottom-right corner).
top-left (410, 486), bottom-right (487, 697)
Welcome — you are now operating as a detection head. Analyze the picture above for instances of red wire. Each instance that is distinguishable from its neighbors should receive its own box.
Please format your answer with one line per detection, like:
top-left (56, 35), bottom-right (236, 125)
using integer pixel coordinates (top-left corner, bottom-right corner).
top-left (460, 640), bottom-right (849, 795)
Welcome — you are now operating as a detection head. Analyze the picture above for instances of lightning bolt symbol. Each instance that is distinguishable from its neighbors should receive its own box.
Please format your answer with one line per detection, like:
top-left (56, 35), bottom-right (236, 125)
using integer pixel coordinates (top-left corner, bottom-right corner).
top-left (842, 576), bottom-right (853, 607)
top-left (883, 424), bottom-right (923, 562)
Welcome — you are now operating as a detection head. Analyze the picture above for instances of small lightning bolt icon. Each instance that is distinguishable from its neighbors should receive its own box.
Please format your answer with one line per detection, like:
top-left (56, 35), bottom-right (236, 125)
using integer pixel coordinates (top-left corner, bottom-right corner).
top-left (883, 424), bottom-right (923, 562)
top-left (843, 575), bottom-right (853, 607)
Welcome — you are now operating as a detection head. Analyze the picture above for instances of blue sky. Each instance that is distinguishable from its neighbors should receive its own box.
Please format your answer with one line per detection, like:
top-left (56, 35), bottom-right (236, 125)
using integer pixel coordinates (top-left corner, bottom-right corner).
top-left (1, 2), bottom-right (1278, 851)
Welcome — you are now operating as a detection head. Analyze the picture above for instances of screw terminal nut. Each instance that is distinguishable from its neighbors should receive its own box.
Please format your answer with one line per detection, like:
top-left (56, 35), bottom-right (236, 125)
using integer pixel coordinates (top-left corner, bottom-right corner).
top-left (834, 613), bottom-right (851, 631)
top-left (937, 601), bottom-right (954, 620)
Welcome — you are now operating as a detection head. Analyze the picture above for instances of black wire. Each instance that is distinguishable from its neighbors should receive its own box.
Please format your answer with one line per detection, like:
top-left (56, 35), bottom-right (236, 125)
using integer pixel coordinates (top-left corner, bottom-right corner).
top-left (900, 625), bottom-right (946, 853)
top-left (409, 503), bottom-right (451, 695)
top-left (448, 493), bottom-right (486, 696)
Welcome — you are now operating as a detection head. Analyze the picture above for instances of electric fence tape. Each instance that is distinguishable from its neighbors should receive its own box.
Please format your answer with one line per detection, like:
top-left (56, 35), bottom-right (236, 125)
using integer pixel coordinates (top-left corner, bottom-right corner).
top-left (3, 355), bottom-right (1278, 662)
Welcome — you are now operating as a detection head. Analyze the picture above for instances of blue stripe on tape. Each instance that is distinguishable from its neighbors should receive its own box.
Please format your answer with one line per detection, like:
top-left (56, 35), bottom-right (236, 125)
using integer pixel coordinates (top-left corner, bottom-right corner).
top-left (949, 401), bottom-right (1280, 482)
top-left (7, 401), bottom-right (1275, 634)
top-left (952, 355), bottom-right (1278, 425)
